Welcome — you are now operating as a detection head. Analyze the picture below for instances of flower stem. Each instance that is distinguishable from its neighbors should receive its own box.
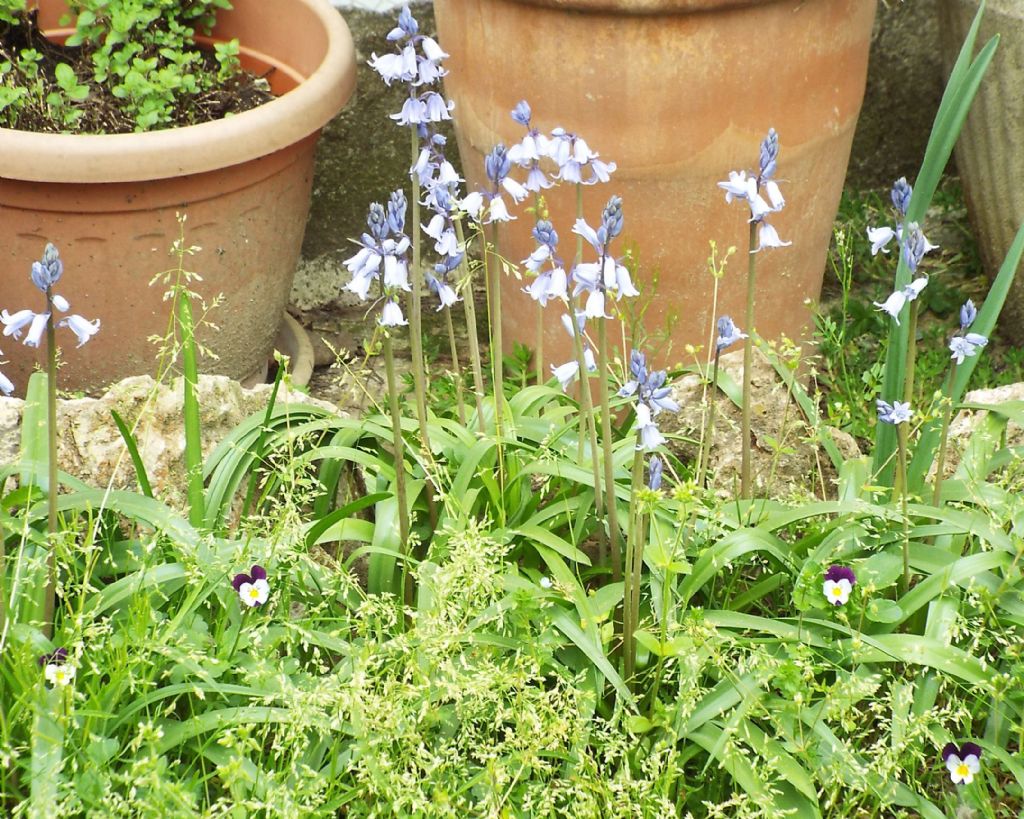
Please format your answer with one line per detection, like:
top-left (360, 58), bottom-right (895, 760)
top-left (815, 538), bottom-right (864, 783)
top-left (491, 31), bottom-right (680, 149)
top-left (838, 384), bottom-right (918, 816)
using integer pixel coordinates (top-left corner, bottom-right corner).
top-left (444, 307), bottom-right (467, 426)
top-left (536, 303), bottom-right (545, 385)
top-left (897, 423), bottom-right (911, 595)
top-left (903, 301), bottom-right (919, 407)
top-left (623, 445), bottom-right (644, 685)
top-left (932, 361), bottom-right (958, 507)
top-left (741, 221), bottom-right (758, 498)
top-left (43, 288), bottom-right (58, 638)
top-left (383, 334), bottom-right (412, 609)
top-left (483, 224), bottom-right (507, 524)
top-left (697, 351), bottom-right (720, 489)
top-left (598, 317), bottom-right (622, 585)
top-left (455, 219), bottom-right (486, 431)
top-left (568, 297), bottom-right (606, 567)
top-left (407, 129), bottom-right (435, 526)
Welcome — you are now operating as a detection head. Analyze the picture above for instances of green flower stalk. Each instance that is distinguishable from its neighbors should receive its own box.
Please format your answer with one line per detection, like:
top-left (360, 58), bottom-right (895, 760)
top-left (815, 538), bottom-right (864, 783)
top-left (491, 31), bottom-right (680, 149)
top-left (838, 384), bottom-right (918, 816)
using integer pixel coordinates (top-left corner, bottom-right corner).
top-left (454, 219), bottom-right (487, 431)
top-left (934, 300), bottom-right (988, 505)
top-left (877, 399), bottom-right (914, 593)
top-left (1, 244), bottom-right (101, 637)
top-left (717, 128), bottom-right (790, 499)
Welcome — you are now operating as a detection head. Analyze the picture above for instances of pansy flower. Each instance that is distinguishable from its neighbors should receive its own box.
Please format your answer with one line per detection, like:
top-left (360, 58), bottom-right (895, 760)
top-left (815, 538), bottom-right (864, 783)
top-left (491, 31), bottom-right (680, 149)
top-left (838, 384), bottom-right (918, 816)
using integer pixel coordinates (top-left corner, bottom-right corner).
top-left (942, 742), bottom-right (982, 785)
top-left (232, 564), bottom-right (270, 608)
top-left (822, 565), bottom-right (856, 606)
top-left (39, 648), bottom-right (75, 687)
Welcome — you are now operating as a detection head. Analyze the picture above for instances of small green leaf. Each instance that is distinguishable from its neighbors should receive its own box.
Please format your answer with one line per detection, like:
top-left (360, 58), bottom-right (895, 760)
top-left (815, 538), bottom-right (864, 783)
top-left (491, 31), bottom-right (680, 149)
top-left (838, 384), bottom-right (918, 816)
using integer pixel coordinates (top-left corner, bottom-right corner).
top-left (865, 599), bottom-right (904, 623)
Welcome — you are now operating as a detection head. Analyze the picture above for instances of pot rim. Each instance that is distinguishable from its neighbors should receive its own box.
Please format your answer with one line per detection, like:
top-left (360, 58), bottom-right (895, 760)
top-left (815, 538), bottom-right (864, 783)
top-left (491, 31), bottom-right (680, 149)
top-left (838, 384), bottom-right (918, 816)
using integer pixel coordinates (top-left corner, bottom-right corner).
top-left (0, 0), bottom-right (356, 183)
top-left (498, 0), bottom-right (773, 14)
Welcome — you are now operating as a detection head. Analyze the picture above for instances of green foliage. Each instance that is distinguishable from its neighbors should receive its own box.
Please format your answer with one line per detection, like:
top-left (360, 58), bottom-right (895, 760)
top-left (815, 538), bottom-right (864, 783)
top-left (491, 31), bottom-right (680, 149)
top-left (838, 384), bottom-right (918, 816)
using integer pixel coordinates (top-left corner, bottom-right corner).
top-left (0, 0), bottom-right (242, 132)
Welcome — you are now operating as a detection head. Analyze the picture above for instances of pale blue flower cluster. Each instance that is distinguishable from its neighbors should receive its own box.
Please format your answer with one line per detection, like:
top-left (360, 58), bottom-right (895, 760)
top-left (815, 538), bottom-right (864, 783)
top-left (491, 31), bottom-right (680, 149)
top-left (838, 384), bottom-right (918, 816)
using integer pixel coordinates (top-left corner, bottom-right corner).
top-left (718, 128), bottom-right (790, 252)
top-left (522, 220), bottom-right (566, 306)
top-left (571, 196), bottom-right (639, 319)
top-left (1, 243), bottom-right (102, 393)
top-left (876, 399), bottom-right (913, 425)
top-left (505, 99), bottom-right (616, 192)
top-left (619, 349), bottom-right (680, 451)
top-left (369, 5), bottom-right (468, 312)
top-left (344, 192), bottom-right (412, 327)
top-left (948, 298), bottom-right (988, 365)
top-left (873, 276), bottom-right (928, 325)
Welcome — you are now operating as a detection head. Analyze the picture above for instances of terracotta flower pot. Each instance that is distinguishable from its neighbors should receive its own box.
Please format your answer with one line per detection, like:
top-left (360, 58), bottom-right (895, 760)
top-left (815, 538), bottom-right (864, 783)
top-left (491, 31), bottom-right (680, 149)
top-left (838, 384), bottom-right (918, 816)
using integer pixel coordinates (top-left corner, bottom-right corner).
top-left (434, 0), bottom-right (876, 367)
top-left (0, 0), bottom-right (356, 395)
top-left (939, 0), bottom-right (1024, 344)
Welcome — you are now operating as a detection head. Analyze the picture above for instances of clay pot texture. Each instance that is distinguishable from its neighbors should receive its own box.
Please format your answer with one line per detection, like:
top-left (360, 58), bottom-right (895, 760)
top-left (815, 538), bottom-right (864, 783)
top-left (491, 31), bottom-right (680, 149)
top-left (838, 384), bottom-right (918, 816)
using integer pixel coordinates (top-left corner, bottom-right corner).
top-left (940, 0), bottom-right (1024, 344)
top-left (434, 0), bottom-right (876, 368)
top-left (0, 0), bottom-right (355, 395)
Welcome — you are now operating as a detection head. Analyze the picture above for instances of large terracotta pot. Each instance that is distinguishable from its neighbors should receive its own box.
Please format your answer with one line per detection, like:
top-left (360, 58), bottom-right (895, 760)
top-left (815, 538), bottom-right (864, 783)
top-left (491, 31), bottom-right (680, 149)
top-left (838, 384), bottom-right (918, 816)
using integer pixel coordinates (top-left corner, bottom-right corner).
top-left (435, 0), bottom-right (876, 367)
top-left (939, 0), bottom-right (1024, 344)
top-left (0, 0), bottom-right (355, 395)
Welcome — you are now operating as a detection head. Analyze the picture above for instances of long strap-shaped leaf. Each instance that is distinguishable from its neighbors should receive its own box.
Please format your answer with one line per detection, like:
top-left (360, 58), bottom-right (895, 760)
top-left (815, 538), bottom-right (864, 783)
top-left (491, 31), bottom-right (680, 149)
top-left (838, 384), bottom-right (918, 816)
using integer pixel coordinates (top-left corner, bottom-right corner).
top-left (907, 221), bottom-right (1024, 490)
top-left (873, 0), bottom-right (998, 483)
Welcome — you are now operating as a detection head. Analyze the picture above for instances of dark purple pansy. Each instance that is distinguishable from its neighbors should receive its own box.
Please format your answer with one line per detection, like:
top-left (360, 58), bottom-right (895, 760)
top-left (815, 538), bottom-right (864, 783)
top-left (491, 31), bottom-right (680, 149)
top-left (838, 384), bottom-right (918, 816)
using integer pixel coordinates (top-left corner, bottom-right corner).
top-left (942, 742), bottom-right (982, 762)
top-left (37, 647), bottom-right (68, 667)
top-left (232, 564), bottom-right (267, 592)
top-left (824, 565), bottom-right (856, 585)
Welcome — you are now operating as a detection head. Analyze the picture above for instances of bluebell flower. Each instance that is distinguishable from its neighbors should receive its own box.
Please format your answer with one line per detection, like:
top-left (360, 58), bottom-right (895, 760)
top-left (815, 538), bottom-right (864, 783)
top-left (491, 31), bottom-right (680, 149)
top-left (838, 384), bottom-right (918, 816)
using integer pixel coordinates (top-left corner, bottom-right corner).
top-left (571, 197), bottom-right (639, 318)
top-left (759, 128), bottom-right (779, 180)
top-left (949, 334), bottom-right (988, 365)
top-left (0, 356), bottom-right (12, 395)
top-left (369, 45), bottom-right (418, 86)
top-left (523, 220), bottom-right (567, 306)
top-left (379, 298), bottom-right (407, 327)
top-left (548, 127), bottom-right (616, 186)
top-left (1, 308), bottom-right (36, 340)
top-left (511, 100), bottom-right (531, 127)
top-left (716, 315), bottom-right (747, 353)
top-left (618, 350), bottom-right (680, 415)
top-left (876, 399), bottom-right (913, 425)
top-left (867, 178), bottom-right (937, 266)
top-left (960, 299), bottom-right (977, 330)
top-left (949, 300), bottom-right (988, 364)
top-left (345, 195), bottom-right (412, 311)
top-left (426, 252), bottom-right (462, 311)
top-left (30, 243), bottom-right (63, 292)
top-left (387, 5), bottom-right (418, 39)
top-left (648, 454), bottom-right (663, 490)
top-left (550, 311), bottom-right (596, 390)
top-left (891, 176), bottom-right (912, 216)
top-left (873, 276), bottom-right (928, 325)
top-left (59, 315), bottom-right (101, 347)
top-left (24, 312), bottom-right (49, 348)
top-left (718, 129), bottom-right (788, 248)
top-left (635, 402), bottom-right (667, 451)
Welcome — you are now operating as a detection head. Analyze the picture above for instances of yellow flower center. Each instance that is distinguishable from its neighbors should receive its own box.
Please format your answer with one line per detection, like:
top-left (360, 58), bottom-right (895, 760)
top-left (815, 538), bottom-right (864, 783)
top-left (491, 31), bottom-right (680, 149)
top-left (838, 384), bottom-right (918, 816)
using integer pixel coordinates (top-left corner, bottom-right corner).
top-left (249, 588), bottom-right (260, 599)
top-left (957, 764), bottom-right (970, 778)
top-left (831, 587), bottom-right (843, 597)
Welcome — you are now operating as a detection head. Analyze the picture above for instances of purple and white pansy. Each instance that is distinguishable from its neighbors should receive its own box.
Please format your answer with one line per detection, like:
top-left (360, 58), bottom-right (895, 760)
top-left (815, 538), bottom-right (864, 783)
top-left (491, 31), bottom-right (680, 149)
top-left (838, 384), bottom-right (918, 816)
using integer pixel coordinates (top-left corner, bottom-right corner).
top-left (822, 565), bottom-right (856, 606)
top-left (232, 564), bottom-right (271, 608)
top-left (942, 742), bottom-right (982, 785)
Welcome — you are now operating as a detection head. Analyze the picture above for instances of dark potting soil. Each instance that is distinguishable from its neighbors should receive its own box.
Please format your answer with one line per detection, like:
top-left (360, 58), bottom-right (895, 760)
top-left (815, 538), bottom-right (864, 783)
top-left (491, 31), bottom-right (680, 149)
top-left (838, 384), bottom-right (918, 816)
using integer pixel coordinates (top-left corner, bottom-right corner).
top-left (0, 10), bottom-right (274, 135)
